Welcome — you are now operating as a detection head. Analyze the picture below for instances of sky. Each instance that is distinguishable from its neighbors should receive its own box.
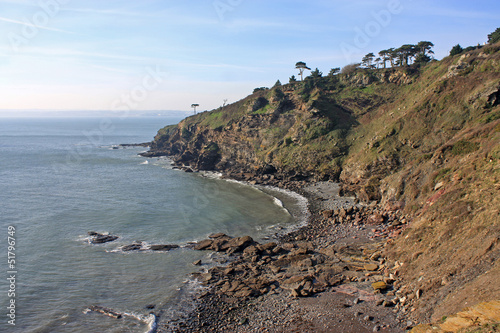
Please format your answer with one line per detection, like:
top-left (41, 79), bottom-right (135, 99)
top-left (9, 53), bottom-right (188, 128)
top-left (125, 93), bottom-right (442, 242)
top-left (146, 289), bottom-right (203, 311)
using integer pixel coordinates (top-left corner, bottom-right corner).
top-left (0, 0), bottom-right (499, 113)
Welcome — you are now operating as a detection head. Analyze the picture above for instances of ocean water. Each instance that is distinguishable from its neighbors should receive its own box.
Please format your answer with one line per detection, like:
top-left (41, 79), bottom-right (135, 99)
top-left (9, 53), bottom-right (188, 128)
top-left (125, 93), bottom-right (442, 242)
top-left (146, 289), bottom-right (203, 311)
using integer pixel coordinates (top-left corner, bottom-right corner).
top-left (0, 116), bottom-right (306, 333)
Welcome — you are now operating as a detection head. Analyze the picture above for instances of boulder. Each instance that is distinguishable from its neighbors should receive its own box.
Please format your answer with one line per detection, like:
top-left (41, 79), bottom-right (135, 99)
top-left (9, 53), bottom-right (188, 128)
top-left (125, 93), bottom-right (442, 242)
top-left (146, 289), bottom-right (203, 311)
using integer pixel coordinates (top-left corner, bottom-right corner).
top-left (364, 264), bottom-right (379, 271)
top-left (243, 245), bottom-right (261, 257)
top-left (194, 239), bottom-right (214, 251)
top-left (209, 232), bottom-right (230, 239)
top-left (88, 232), bottom-right (119, 244)
top-left (371, 281), bottom-right (387, 291)
top-left (322, 210), bottom-right (334, 219)
top-left (211, 238), bottom-right (229, 252)
top-left (368, 213), bottom-right (385, 225)
top-left (259, 242), bottom-right (278, 253)
top-left (221, 236), bottom-right (255, 253)
top-left (316, 271), bottom-right (344, 287)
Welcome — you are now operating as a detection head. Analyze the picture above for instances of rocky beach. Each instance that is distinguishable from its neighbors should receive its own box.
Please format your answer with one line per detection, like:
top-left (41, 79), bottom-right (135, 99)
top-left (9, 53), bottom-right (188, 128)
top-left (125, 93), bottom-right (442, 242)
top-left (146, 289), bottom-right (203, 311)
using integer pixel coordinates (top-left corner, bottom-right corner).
top-left (155, 178), bottom-right (412, 333)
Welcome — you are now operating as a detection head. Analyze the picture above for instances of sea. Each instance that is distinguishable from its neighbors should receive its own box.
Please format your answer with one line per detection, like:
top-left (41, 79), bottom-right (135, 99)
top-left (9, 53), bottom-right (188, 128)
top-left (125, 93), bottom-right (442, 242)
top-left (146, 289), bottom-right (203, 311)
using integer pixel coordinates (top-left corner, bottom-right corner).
top-left (0, 116), bottom-right (308, 333)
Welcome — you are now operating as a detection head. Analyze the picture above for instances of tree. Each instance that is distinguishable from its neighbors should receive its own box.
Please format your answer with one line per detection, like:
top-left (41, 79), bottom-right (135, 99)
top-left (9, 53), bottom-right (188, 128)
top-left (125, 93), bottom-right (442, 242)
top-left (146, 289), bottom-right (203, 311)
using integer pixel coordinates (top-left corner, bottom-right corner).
top-left (417, 41), bottom-right (434, 57)
top-left (488, 27), bottom-right (500, 44)
top-left (387, 48), bottom-right (397, 68)
top-left (414, 53), bottom-right (432, 64)
top-left (310, 68), bottom-right (322, 78)
top-left (191, 103), bottom-right (199, 114)
top-left (374, 57), bottom-right (382, 69)
top-left (396, 44), bottom-right (417, 66)
top-left (450, 44), bottom-right (463, 56)
top-left (413, 41), bottom-right (434, 65)
top-left (289, 75), bottom-right (297, 83)
top-left (295, 61), bottom-right (311, 81)
top-left (328, 67), bottom-right (340, 76)
top-left (273, 80), bottom-right (282, 87)
top-left (378, 49), bottom-right (391, 68)
top-left (253, 87), bottom-right (268, 93)
top-left (362, 52), bottom-right (375, 68)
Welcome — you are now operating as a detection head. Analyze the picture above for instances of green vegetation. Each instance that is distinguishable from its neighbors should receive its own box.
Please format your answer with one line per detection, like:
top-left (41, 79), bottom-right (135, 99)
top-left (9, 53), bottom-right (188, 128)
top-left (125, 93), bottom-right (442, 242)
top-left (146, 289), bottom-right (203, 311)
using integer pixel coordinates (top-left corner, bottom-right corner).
top-left (253, 87), bottom-right (268, 93)
top-left (295, 61), bottom-right (311, 81)
top-left (450, 44), bottom-right (464, 56)
top-left (359, 41), bottom-right (434, 70)
top-left (488, 27), bottom-right (500, 44)
top-left (450, 140), bottom-right (480, 156)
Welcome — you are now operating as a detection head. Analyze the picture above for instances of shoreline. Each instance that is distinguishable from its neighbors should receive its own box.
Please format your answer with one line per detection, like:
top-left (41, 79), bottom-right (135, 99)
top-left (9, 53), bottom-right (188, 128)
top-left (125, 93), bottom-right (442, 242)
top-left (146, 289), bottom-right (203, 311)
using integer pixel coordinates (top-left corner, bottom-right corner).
top-left (151, 168), bottom-right (411, 333)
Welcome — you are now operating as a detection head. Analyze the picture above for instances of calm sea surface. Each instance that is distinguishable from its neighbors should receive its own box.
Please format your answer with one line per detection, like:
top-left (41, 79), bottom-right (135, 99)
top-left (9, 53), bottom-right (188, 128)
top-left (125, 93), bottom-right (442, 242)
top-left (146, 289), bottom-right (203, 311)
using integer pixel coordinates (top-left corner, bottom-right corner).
top-left (0, 116), bottom-right (305, 333)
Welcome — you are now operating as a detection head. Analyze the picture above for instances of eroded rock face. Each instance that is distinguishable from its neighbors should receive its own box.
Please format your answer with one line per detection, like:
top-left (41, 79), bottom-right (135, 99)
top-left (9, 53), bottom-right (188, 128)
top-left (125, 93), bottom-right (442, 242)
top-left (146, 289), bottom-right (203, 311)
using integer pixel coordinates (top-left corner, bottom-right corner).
top-left (486, 84), bottom-right (500, 106)
top-left (410, 300), bottom-right (500, 333)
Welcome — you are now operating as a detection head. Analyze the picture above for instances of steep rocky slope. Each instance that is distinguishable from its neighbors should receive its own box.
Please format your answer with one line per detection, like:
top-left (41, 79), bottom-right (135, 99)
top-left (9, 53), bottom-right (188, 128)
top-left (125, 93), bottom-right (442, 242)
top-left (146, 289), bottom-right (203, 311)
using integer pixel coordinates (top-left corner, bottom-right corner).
top-left (145, 43), bottom-right (500, 323)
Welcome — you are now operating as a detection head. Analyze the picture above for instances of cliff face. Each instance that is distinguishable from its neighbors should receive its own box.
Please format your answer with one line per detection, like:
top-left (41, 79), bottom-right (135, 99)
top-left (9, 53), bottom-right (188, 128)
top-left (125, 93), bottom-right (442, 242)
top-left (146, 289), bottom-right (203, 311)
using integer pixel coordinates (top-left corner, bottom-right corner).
top-left (150, 85), bottom-right (354, 181)
top-left (146, 44), bottom-right (500, 322)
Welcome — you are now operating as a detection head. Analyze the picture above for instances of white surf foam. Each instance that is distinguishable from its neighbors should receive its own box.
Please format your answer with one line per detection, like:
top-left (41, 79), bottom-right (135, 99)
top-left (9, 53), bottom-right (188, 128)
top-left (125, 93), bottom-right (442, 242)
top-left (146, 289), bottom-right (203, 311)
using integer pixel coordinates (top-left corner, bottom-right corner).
top-left (273, 196), bottom-right (284, 208)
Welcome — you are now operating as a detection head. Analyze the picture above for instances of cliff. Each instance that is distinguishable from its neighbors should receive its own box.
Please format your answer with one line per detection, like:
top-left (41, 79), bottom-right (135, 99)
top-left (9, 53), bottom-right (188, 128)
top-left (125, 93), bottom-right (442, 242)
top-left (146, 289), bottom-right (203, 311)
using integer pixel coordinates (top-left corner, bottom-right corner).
top-left (144, 43), bottom-right (500, 323)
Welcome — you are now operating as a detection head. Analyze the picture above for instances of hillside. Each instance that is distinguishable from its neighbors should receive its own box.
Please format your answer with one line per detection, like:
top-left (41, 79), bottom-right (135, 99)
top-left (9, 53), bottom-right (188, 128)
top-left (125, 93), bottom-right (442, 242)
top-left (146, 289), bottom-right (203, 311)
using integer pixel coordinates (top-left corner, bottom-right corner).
top-left (145, 43), bottom-right (500, 323)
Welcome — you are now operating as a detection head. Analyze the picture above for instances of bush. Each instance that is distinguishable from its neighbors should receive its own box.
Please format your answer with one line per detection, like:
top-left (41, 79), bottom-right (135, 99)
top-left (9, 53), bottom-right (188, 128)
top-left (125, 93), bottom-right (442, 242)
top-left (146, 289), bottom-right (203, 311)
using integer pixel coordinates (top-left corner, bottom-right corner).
top-left (253, 87), bottom-right (268, 94)
top-left (450, 44), bottom-right (463, 56)
top-left (488, 27), bottom-right (500, 44)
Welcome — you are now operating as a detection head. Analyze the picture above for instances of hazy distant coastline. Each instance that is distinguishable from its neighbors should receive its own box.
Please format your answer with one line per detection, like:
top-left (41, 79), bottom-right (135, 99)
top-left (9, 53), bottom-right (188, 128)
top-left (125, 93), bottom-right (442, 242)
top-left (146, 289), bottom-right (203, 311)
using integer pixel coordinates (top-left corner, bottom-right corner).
top-left (0, 110), bottom-right (192, 118)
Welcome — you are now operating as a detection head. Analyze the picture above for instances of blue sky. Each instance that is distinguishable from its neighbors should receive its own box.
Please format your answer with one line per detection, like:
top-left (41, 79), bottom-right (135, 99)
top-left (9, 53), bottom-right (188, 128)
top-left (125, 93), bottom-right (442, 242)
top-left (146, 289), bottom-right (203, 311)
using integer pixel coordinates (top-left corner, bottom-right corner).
top-left (0, 0), bottom-right (499, 113)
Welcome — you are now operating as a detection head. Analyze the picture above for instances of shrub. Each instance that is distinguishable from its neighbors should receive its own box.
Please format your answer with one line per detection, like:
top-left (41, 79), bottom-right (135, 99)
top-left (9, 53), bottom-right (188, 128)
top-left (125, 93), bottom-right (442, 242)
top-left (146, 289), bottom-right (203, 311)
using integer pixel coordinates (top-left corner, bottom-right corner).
top-left (450, 44), bottom-right (463, 56)
top-left (253, 87), bottom-right (268, 94)
top-left (488, 27), bottom-right (500, 44)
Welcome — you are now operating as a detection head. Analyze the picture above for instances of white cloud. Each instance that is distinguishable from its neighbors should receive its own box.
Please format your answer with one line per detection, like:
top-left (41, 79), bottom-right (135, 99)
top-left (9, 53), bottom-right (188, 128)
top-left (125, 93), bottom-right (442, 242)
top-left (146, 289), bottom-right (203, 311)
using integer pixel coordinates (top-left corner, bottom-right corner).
top-left (0, 16), bottom-right (74, 34)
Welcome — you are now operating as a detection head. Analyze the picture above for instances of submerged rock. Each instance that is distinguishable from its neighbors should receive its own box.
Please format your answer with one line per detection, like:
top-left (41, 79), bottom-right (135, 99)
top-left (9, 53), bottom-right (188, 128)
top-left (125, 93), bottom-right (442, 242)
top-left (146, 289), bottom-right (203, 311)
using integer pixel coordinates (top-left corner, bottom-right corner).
top-left (149, 244), bottom-right (179, 251)
top-left (122, 243), bottom-right (143, 251)
top-left (88, 305), bottom-right (122, 319)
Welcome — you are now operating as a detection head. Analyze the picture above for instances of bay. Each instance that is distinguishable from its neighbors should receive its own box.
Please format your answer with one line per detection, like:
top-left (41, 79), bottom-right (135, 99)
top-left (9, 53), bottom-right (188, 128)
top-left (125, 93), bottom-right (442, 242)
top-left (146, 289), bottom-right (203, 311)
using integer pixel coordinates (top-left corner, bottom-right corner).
top-left (0, 116), bottom-right (303, 333)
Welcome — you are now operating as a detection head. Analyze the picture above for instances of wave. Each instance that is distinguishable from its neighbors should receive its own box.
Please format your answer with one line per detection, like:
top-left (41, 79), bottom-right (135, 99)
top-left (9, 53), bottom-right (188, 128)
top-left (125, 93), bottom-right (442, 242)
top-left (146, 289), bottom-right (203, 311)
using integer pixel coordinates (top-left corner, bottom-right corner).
top-left (84, 307), bottom-right (157, 333)
top-left (199, 171), bottom-right (223, 179)
top-left (273, 196), bottom-right (284, 208)
top-left (140, 160), bottom-right (149, 165)
top-left (123, 312), bottom-right (157, 333)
